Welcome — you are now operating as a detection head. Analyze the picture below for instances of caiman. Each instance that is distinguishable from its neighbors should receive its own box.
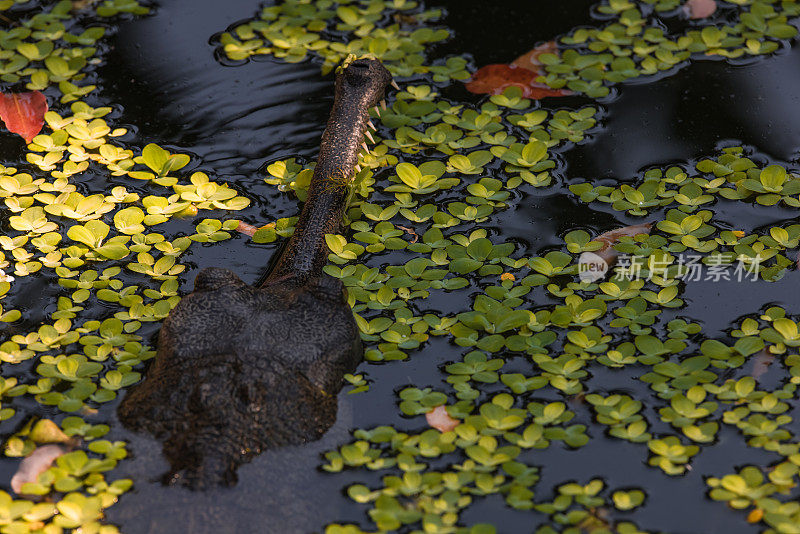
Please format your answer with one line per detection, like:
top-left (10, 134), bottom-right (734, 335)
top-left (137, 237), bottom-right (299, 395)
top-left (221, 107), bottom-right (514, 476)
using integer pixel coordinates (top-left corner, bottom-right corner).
top-left (118, 56), bottom-right (394, 488)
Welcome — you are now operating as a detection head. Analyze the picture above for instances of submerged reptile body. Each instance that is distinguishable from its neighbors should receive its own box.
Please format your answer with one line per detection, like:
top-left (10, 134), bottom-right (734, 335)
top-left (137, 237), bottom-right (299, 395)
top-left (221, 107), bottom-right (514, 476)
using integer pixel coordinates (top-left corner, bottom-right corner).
top-left (118, 58), bottom-right (392, 488)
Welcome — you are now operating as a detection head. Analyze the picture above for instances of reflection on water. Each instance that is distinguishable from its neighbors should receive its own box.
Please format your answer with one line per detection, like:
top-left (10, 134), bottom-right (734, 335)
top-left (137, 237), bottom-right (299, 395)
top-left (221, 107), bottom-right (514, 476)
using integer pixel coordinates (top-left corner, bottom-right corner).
top-left (565, 49), bottom-right (800, 181)
top-left (99, 0), bottom-right (331, 178)
top-left (107, 401), bottom-right (360, 533)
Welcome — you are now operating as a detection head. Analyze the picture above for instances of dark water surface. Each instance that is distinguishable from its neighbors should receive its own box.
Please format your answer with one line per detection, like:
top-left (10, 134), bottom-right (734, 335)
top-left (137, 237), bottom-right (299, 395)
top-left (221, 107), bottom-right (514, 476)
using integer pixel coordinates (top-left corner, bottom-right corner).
top-left (2, 0), bottom-right (799, 532)
top-left (566, 49), bottom-right (800, 181)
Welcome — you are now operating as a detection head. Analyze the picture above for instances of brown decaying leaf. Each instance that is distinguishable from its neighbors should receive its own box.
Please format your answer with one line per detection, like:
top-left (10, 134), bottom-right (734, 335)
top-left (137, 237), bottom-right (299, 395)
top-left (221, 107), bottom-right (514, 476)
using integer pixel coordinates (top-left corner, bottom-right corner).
top-left (397, 225), bottom-right (419, 243)
top-left (426, 405), bottom-right (459, 432)
top-left (11, 445), bottom-right (66, 494)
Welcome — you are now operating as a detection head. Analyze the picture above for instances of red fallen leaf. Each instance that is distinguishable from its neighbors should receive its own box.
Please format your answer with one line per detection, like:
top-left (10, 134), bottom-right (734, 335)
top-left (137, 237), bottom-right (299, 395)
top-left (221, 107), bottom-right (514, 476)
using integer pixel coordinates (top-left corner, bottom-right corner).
top-left (11, 444), bottom-right (65, 494)
top-left (465, 64), bottom-right (570, 99)
top-left (426, 405), bottom-right (459, 433)
top-left (579, 223), bottom-right (653, 282)
top-left (0, 91), bottom-right (47, 144)
top-left (684, 0), bottom-right (717, 19)
top-left (510, 41), bottom-right (559, 72)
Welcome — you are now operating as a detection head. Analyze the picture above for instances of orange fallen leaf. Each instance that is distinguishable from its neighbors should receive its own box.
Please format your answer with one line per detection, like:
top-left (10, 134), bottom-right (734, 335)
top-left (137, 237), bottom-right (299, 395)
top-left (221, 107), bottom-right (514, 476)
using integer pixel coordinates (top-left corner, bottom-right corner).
top-left (684, 0), bottom-right (717, 18)
top-left (11, 444), bottom-right (65, 494)
top-left (500, 272), bottom-right (515, 281)
top-left (0, 91), bottom-right (48, 143)
top-left (426, 405), bottom-right (459, 432)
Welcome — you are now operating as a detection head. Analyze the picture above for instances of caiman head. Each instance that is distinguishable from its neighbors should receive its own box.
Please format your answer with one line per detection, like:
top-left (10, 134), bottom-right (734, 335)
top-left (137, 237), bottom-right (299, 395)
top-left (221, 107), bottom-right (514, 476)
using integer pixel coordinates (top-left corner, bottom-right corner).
top-left (117, 57), bottom-right (394, 488)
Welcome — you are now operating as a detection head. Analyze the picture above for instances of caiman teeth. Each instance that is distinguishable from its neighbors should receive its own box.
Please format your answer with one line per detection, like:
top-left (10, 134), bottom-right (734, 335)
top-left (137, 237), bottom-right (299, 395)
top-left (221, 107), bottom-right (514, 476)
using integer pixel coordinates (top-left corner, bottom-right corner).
top-left (373, 106), bottom-right (380, 116)
top-left (354, 164), bottom-right (361, 173)
top-left (364, 130), bottom-right (375, 143)
top-left (367, 120), bottom-right (375, 130)
top-left (361, 142), bottom-right (368, 151)
top-left (390, 79), bottom-right (400, 91)
top-left (380, 99), bottom-right (387, 110)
